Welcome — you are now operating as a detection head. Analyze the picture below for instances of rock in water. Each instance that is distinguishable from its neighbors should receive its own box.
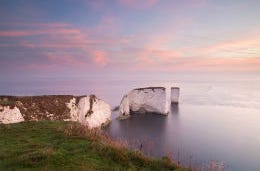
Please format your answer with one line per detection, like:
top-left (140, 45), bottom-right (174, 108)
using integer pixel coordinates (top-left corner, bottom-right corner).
top-left (0, 106), bottom-right (24, 124)
top-left (119, 87), bottom-right (169, 117)
top-left (119, 95), bottom-right (130, 116)
top-left (171, 87), bottom-right (180, 104)
top-left (66, 95), bottom-right (111, 129)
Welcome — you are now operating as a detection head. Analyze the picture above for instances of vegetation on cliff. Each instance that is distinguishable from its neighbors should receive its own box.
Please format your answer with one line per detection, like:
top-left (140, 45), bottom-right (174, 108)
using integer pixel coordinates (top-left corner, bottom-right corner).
top-left (0, 121), bottom-right (187, 171)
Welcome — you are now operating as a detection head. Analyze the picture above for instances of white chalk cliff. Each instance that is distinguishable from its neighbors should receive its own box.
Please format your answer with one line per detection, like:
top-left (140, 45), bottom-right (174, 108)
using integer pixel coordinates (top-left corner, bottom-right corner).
top-left (171, 87), bottom-right (180, 104)
top-left (66, 95), bottom-right (111, 129)
top-left (0, 106), bottom-right (24, 124)
top-left (119, 87), bottom-right (169, 116)
top-left (119, 95), bottom-right (130, 116)
top-left (0, 95), bottom-right (111, 129)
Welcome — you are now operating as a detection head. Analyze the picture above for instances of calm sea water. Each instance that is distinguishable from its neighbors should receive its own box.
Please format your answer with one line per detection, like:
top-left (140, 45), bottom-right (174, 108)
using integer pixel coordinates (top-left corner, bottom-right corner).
top-left (1, 73), bottom-right (259, 171)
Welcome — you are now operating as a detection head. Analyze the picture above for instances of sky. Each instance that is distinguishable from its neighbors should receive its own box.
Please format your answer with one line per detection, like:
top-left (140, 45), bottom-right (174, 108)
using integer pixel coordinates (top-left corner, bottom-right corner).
top-left (0, 0), bottom-right (260, 80)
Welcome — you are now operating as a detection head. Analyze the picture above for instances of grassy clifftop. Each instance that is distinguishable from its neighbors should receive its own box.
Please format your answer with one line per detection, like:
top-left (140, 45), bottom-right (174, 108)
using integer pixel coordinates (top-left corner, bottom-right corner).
top-left (0, 121), bottom-right (187, 171)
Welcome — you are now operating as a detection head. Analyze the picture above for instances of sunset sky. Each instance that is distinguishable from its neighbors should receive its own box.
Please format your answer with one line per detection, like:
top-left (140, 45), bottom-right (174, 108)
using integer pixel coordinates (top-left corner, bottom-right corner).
top-left (1, 0), bottom-right (260, 79)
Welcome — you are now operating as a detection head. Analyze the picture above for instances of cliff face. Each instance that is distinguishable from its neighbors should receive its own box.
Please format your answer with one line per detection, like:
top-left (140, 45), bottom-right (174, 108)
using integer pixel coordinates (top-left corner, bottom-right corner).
top-left (171, 87), bottom-right (180, 104)
top-left (119, 87), bottom-right (169, 117)
top-left (0, 95), bottom-right (111, 128)
top-left (66, 95), bottom-right (111, 128)
top-left (119, 95), bottom-right (130, 116)
top-left (0, 106), bottom-right (24, 124)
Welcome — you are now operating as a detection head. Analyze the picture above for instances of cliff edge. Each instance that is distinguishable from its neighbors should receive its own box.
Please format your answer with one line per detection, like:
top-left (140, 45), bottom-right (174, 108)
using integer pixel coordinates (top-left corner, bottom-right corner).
top-left (0, 95), bottom-right (111, 129)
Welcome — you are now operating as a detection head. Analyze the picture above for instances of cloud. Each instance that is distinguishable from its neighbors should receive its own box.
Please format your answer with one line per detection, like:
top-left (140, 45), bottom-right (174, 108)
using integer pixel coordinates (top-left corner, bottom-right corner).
top-left (188, 34), bottom-right (260, 59)
top-left (0, 28), bottom-right (82, 37)
top-left (1, 18), bottom-right (127, 72)
top-left (204, 36), bottom-right (260, 55)
top-left (118, 0), bottom-right (158, 9)
top-left (92, 50), bottom-right (109, 67)
top-left (46, 52), bottom-right (87, 67)
top-left (188, 0), bottom-right (208, 8)
top-left (1, 18), bottom-right (259, 75)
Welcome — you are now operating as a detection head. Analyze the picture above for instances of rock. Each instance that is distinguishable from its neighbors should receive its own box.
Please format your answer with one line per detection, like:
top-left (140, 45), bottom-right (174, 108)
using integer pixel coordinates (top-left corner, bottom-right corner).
top-left (119, 87), bottom-right (169, 117)
top-left (0, 106), bottom-right (24, 124)
top-left (66, 98), bottom-right (78, 121)
top-left (171, 87), bottom-right (180, 104)
top-left (117, 95), bottom-right (130, 120)
top-left (119, 95), bottom-right (130, 116)
top-left (66, 95), bottom-right (111, 129)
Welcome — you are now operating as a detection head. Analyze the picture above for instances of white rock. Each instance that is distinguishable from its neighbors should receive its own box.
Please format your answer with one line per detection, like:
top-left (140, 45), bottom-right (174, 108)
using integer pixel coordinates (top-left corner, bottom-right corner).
top-left (119, 87), bottom-right (169, 116)
top-left (66, 96), bottom-right (111, 129)
top-left (0, 106), bottom-right (24, 124)
top-left (66, 98), bottom-right (78, 121)
top-left (119, 95), bottom-right (130, 116)
top-left (171, 87), bottom-right (180, 104)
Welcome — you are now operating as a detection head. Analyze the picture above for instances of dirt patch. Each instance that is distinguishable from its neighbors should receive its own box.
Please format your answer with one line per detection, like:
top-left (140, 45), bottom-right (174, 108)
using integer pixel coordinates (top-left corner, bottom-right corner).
top-left (134, 87), bottom-right (165, 92)
top-left (85, 95), bottom-right (96, 117)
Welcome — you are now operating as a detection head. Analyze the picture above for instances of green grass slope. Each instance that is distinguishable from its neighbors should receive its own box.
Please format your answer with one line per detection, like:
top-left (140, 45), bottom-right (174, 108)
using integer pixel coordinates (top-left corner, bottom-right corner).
top-left (0, 121), bottom-right (187, 171)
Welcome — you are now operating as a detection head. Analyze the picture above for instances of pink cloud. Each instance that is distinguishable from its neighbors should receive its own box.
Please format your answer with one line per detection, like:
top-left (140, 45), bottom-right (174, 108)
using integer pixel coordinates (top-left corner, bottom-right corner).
top-left (92, 50), bottom-right (109, 67)
top-left (0, 28), bottom-right (82, 37)
top-left (204, 36), bottom-right (260, 54)
top-left (23, 52), bottom-right (90, 71)
top-left (178, 33), bottom-right (260, 59)
top-left (132, 56), bottom-right (260, 72)
top-left (0, 20), bottom-right (123, 71)
top-left (0, 22), bottom-right (69, 28)
top-left (189, 0), bottom-right (208, 8)
top-left (46, 53), bottom-right (84, 66)
top-left (2, 19), bottom-right (259, 74)
top-left (117, 47), bottom-right (182, 71)
top-left (22, 53), bottom-right (90, 72)
top-left (0, 30), bottom-right (35, 37)
top-left (141, 49), bottom-right (181, 61)
top-left (194, 57), bottom-right (260, 72)
top-left (20, 29), bottom-right (88, 49)
top-left (118, 0), bottom-right (158, 9)
top-left (12, 16), bottom-right (121, 50)
top-left (118, 42), bottom-right (260, 72)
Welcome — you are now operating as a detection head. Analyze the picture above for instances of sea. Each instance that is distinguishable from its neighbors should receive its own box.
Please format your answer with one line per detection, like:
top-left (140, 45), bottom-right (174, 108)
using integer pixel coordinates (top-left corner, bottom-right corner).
top-left (1, 72), bottom-right (259, 171)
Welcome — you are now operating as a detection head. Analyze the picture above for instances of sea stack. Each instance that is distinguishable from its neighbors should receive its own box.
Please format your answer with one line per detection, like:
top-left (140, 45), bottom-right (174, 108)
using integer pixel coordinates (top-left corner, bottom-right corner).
top-left (119, 87), bottom-right (169, 118)
top-left (171, 87), bottom-right (180, 104)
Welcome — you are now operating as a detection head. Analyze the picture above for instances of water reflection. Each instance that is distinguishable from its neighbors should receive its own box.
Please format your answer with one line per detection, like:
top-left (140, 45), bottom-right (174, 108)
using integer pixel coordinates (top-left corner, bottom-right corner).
top-left (105, 104), bottom-right (260, 171)
top-left (106, 113), bottom-right (168, 156)
top-left (171, 103), bottom-right (179, 115)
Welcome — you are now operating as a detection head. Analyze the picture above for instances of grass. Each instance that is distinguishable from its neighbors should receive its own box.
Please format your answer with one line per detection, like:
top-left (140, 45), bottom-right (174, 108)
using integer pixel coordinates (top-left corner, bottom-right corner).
top-left (0, 99), bottom-right (15, 106)
top-left (0, 121), bottom-right (188, 171)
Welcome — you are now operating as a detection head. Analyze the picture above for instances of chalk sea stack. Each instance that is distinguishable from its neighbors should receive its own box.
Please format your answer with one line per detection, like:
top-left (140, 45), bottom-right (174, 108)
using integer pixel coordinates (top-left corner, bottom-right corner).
top-left (171, 87), bottom-right (180, 104)
top-left (0, 95), bottom-right (111, 129)
top-left (119, 87), bottom-right (169, 118)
